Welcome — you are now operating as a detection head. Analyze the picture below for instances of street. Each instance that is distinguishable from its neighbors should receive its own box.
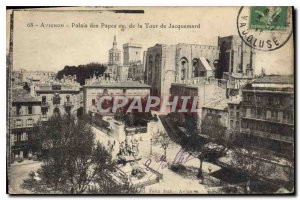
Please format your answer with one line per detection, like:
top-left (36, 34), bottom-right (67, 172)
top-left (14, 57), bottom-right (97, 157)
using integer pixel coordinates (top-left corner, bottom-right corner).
top-left (8, 160), bottom-right (42, 194)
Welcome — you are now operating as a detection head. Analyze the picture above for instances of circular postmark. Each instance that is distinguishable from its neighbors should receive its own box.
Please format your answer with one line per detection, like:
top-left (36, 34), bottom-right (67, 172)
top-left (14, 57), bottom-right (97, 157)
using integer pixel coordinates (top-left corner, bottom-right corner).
top-left (237, 6), bottom-right (293, 51)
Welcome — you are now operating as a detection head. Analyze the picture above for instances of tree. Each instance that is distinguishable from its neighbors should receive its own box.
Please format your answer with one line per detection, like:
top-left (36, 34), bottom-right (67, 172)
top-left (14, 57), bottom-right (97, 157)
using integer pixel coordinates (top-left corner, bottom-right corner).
top-left (30, 115), bottom-right (96, 193)
top-left (282, 158), bottom-right (294, 192)
top-left (180, 115), bottom-right (227, 178)
top-left (23, 115), bottom-right (140, 194)
top-left (228, 138), bottom-right (277, 194)
top-left (153, 131), bottom-right (172, 160)
top-left (201, 115), bottom-right (228, 144)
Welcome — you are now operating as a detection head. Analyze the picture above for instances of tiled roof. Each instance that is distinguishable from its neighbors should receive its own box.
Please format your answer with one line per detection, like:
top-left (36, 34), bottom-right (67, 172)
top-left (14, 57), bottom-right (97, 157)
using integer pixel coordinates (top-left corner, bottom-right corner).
top-left (253, 75), bottom-right (294, 84)
top-left (12, 88), bottom-right (40, 103)
top-left (85, 81), bottom-right (151, 88)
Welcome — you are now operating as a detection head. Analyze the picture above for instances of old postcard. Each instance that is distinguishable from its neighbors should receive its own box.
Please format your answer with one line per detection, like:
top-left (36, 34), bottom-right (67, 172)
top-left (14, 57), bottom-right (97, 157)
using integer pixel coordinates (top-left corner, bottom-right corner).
top-left (6, 6), bottom-right (294, 194)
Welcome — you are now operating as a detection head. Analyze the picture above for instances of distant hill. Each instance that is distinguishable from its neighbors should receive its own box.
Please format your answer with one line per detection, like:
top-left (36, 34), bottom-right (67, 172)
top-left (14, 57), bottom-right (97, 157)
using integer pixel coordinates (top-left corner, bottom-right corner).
top-left (56, 63), bottom-right (107, 85)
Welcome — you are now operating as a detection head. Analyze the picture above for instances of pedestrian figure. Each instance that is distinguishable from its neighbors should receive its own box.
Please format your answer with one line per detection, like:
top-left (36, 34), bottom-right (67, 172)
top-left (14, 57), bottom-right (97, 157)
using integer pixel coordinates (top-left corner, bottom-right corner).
top-left (208, 165), bottom-right (212, 174)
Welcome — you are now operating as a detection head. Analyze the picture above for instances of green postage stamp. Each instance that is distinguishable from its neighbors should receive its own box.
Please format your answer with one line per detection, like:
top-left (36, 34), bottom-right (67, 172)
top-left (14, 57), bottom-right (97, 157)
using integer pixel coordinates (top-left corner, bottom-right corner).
top-left (249, 6), bottom-right (288, 31)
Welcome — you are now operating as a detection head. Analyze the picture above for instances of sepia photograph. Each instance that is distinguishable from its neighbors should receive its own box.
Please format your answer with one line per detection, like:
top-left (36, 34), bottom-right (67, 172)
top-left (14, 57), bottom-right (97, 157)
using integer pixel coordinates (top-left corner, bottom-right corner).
top-left (6, 6), bottom-right (295, 195)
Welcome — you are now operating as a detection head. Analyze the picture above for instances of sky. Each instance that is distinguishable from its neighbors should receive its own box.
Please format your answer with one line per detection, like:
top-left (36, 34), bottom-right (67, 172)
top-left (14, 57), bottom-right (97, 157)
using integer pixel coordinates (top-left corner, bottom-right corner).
top-left (6, 7), bottom-right (294, 75)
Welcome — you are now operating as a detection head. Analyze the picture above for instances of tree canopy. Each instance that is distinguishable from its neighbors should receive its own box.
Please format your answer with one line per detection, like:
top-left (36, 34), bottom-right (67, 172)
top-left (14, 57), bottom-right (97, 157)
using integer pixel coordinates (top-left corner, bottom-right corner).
top-left (22, 115), bottom-right (140, 194)
top-left (56, 63), bottom-right (107, 85)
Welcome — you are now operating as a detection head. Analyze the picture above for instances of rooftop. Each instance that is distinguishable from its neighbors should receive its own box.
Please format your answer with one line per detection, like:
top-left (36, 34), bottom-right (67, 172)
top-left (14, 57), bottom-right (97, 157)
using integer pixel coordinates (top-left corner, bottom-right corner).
top-left (12, 88), bottom-right (40, 103)
top-left (224, 72), bottom-right (253, 79)
top-left (123, 43), bottom-right (142, 48)
top-left (203, 98), bottom-right (230, 111)
top-left (84, 80), bottom-right (151, 88)
top-left (253, 75), bottom-right (294, 84)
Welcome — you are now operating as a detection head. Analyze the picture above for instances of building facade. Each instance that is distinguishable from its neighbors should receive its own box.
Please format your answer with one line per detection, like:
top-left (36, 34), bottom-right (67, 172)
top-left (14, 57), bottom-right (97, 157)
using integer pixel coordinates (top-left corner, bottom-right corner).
top-left (117, 65), bottom-right (129, 82)
top-left (170, 78), bottom-right (227, 132)
top-left (124, 42), bottom-right (145, 82)
top-left (227, 96), bottom-right (242, 131)
top-left (217, 35), bottom-right (255, 79)
top-left (144, 43), bottom-right (219, 97)
top-left (123, 42), bottom-right (143, 65)
top-left (202, 98), bottom-right (229, 128)
top-left (19, 69), bottom-right (56, 84)
top-left (10, 88), bottom-right (41, 161)
top-left (83, 78), bottom-right (151, 115)
top-left (34, 75), bottom-right (82, 120)
top-left (128, 61), bottom-right (144, 82)
top-left (240, 75), bottom-right (294, 157)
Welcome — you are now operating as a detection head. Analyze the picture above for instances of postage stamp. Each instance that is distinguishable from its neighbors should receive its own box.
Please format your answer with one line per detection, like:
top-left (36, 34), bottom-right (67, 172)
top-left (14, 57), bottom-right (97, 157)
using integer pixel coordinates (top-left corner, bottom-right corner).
top-left (249, 7), bottom-right (289, 31)
top-left (237, 6), bottom-right (293, 51)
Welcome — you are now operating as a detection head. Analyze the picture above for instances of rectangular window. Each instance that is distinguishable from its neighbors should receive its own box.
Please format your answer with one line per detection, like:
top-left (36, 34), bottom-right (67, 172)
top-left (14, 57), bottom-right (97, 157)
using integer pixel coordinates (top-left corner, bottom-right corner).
top-left (256, 96), bottom-right (261, 103)
top-left (290, 98), bottom-right (294, 106)
top-left (267, 96), bottom-right (272, 105)
top-left (24, 106), bottom-right (28, 115)
top-left (246, 108), bottom-right (251, 117)
top-left (27, 118), bottom-right (33, 126)
top-left (257, 109), bottom-right (262, 118)
top-left (92, 99), bottom-right (96, 106)
top-left (266, 110), bottom-right (271, 119)
top-left (251, 108), bottom-right (255, 116)
top-left (230, 111), bottom-right (234, 117)
top-left (274, 97), bottom-right (280, 105)
top-left (53, 95), bottom-right (61, 105)
top-left (28, 106), bottom-right (33, 114)
top-left (235, 121), bottom-right (239, 129)
top-left (12, 106), bottom-right (16, 116)
top-left (13, 133), bottom-right (17, 142)
top-left (15, 119), bottom-right (22, 127)
top-left (21, 132), bottom-right (28, 141)
top-left (230, 120), bottom-right (234, 128)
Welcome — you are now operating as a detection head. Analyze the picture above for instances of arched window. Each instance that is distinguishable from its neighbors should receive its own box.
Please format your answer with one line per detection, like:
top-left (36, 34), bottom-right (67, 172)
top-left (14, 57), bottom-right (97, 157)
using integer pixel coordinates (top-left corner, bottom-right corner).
top-left (66, 95), bottom-right (70, 102)
top-left (192, 58), bottom-right (199, 77)
top-left (180, 57), bottom-right (188, 80)
top-left (53, 107), bottom-right (60, 117)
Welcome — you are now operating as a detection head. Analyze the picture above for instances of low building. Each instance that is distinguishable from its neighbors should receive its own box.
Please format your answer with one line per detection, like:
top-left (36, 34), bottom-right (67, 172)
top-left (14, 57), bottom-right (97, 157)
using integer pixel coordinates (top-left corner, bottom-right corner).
top-left (34, 75), bottom-right (82, 120)
top-left (240, 75), bottom-right (294, 157)
top-left (9, 88), bottom-right (41, 161)
top-left (19, 69), bottom-right (56, 84)
top-left (223, 72), bottom-right (254, 97)
top-left (170, 78), bottom-right (227, 133)
top-left (202, 98), bottom-right (229, 128)
top-left (226, 96), bottom-right (242, 140)
top-left (83, 78), bottom-right (151, 115)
